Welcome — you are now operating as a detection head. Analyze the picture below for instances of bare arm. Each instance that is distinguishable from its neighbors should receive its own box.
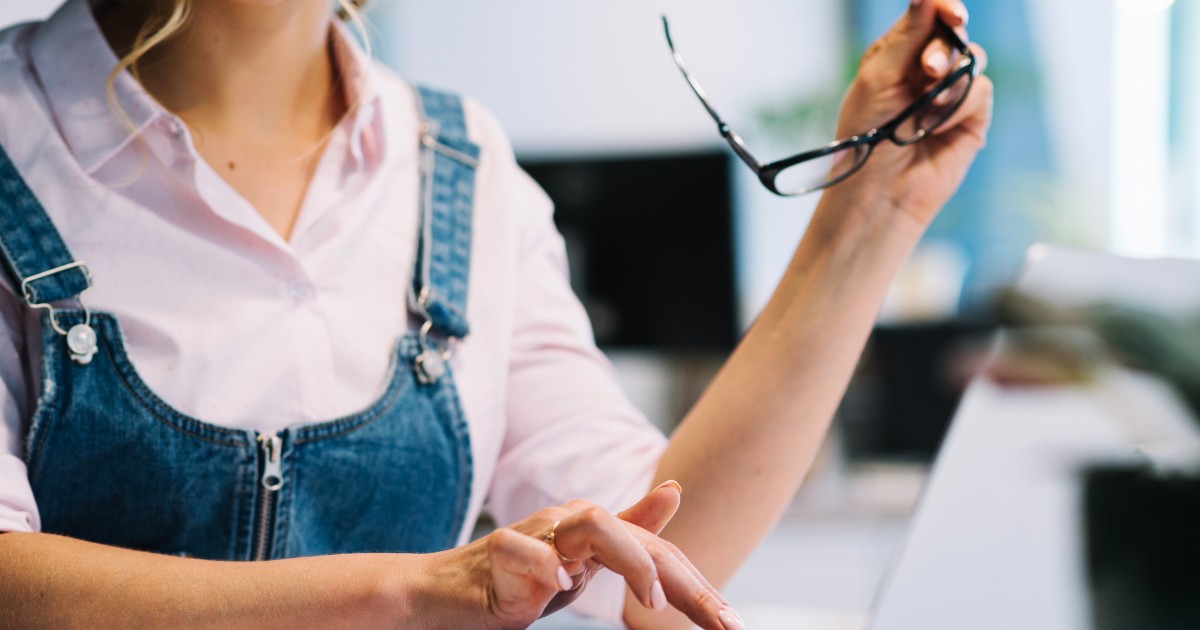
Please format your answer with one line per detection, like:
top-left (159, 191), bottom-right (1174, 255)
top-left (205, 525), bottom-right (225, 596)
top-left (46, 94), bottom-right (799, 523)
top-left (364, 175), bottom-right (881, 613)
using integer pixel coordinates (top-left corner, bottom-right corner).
top-left (1, 484), bottom-right (735, 629)
top-left (626, 1), bottom-right (994, 627)
top-left (0, 532), bottom-right (414, 629)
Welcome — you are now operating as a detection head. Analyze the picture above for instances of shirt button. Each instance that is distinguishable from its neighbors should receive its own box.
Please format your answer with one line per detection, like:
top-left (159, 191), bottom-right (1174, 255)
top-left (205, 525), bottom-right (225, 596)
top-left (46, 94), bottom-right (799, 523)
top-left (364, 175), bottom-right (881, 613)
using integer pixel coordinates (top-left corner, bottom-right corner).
top-left (167, 119), bottom-right (185, 136)
top-left (287, 281), bottom-right (312, 302)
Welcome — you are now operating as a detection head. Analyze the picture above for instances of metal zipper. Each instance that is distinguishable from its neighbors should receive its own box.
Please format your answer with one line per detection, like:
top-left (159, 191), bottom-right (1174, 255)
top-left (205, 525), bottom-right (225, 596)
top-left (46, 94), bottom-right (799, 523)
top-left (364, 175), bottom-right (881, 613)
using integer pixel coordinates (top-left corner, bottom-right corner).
top-left (251, 432), bottom-right (283, 561)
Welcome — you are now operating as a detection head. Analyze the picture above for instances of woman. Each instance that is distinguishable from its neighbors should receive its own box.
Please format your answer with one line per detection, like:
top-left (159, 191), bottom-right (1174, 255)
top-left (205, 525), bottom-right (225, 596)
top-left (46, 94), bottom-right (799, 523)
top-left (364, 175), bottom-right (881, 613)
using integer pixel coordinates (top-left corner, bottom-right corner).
top-left (0, 0), bottom-right (991, 628)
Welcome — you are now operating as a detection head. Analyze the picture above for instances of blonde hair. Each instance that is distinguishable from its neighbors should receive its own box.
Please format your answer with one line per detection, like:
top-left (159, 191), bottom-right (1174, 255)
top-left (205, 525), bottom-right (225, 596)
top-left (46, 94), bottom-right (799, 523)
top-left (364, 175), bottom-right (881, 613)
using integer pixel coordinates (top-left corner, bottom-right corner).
top-left (105, 0), bottom-right (371, 130)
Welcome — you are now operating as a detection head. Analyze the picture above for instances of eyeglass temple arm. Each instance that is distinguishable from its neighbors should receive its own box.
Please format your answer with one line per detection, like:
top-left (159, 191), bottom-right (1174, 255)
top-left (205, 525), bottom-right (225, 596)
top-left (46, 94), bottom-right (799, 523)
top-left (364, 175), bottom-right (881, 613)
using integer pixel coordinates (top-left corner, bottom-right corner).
top-left (662, 16), bottom-right (762, 171)
top-left (936, 18), bottom-right (971, 56)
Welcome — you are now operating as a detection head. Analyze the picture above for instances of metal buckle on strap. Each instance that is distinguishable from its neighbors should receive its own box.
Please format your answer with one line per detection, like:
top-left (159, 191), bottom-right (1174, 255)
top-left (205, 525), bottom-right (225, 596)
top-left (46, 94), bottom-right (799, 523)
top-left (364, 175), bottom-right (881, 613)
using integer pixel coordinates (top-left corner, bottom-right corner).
top-left (419, 121), bottom-right (480, 168)
top-left (20, 261), bottom-right (98, 365)
top-left (412, 288), bottom-right (457, 385)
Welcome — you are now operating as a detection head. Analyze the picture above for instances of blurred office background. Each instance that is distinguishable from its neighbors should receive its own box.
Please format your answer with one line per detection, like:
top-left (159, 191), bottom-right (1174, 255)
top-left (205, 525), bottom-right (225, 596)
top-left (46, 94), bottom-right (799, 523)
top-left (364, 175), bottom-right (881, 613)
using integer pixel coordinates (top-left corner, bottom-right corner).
top-left (2, 0), bottom-right (1197, 625)
top-left (370, 0), bottom-right (1196, 453)
top-left (368, 0), bottom-right (1199, 623)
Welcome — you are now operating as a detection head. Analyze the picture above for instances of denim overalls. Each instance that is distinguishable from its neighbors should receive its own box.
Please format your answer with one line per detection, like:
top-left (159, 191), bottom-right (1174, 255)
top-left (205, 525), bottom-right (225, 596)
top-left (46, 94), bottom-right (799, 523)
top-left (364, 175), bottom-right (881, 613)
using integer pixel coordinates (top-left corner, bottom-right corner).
top-left (0, 87), bottom-right (478, 560)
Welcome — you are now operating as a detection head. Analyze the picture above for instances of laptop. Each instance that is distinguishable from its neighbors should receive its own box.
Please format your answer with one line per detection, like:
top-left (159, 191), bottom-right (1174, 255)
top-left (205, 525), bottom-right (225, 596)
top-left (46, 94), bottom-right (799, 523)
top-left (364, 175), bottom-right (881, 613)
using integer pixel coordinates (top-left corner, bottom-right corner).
top-left (867, 245), bottom-right (1200, 630)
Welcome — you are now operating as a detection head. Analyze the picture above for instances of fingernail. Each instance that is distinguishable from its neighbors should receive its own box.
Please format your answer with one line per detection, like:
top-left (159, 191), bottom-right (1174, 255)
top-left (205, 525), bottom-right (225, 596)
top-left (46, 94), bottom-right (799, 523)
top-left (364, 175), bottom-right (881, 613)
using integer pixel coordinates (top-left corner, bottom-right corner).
top-left (954, 4), bottom-right (969, 25)
top-left (650, 579), bottom-right (667, 611)
top-left (910, 0), bottom-right (924, 8)
top-left (925, 48), bottom-right (949, 74)
top-left (656, 479), bottom-right (683, 495)
top-left (557, 566), bottom-right (573, 591)
top-left (719, 607), bottom-right (746, 630)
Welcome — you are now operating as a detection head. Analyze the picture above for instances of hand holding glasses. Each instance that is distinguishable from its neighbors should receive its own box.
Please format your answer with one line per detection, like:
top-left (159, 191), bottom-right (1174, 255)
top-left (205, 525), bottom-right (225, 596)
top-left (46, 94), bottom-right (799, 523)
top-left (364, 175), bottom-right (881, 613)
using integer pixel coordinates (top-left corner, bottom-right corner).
top-left (663, 16), bottom-right (979, 197)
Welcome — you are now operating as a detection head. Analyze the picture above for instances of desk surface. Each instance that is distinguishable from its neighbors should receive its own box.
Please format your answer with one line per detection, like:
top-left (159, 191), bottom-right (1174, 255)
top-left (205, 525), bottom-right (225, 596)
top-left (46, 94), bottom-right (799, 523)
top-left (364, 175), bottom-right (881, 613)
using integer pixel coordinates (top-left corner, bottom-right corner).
top-left (870, 372), bottom-right (1200, 630)
top-left (869, 246), bottom-right (1200, 629)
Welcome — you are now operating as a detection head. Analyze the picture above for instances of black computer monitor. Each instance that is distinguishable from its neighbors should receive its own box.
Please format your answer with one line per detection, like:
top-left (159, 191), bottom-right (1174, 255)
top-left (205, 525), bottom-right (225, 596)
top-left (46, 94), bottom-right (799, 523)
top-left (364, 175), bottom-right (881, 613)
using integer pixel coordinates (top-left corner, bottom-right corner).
top-left (519, 151), bottom-right (738, 351)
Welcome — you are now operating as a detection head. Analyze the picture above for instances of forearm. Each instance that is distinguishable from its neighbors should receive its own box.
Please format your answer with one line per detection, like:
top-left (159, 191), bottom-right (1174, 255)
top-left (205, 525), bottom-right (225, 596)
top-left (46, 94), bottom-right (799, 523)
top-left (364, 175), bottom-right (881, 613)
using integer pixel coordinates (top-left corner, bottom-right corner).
top-left (0, 531), bottom-right (419, 629)
top-left (625, 189), bottom-right (925, 628)
top-left (660, 189), bottom-right (922, 564)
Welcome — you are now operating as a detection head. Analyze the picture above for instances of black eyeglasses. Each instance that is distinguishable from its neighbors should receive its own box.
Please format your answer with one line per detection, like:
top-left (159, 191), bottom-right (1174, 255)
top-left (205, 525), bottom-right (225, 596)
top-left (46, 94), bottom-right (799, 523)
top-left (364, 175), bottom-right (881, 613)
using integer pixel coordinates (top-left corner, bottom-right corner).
top-left (663, 16), bottom-right (978, 197)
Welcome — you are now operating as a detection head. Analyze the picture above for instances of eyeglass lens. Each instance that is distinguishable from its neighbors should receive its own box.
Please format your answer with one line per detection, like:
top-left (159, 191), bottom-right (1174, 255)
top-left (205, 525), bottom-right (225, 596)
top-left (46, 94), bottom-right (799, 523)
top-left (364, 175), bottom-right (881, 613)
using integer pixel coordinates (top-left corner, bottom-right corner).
top-left (893, 58), bottom-right (974, 144)
top-left (772, 59), bottom-right (972, 194)
top-left (773, 145), bottom-right (871, 196)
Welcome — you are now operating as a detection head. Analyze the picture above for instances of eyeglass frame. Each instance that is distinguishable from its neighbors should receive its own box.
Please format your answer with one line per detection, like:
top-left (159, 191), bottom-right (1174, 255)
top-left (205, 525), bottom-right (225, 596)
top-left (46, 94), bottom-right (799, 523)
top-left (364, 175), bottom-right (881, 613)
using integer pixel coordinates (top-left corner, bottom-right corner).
top-left (662, 16), bottom-right (978, 197)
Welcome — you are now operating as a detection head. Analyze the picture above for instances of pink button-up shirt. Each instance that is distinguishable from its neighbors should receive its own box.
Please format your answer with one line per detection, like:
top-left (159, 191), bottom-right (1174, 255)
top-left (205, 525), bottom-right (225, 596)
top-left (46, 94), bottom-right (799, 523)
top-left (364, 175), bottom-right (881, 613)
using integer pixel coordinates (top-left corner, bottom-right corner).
top-left (0, 0), bottom-right (665, 621)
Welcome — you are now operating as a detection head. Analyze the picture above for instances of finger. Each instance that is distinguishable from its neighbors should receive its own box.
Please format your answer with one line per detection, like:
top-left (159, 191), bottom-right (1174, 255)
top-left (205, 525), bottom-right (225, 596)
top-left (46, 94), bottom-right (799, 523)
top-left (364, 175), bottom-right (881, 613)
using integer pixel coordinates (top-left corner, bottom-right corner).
top-left (934, 1), bottom-right (971, 66)
top-left (554, 505), bottom-right (662, 610)
top-left (929, 73), bottom-right (993, 140)
top-left (920, 2), bottom-right (972, 81)
top-left (969, 42), bottom-right (989, 75)
top-left (555, 500), bottom-right (607, 571)
top-left (874, 0), bottom-right (968, 71)
top-left (924, 41), bottom-right (986, 107)
top-left (870, 0), bottom-right (942, 71)
top-left (935, 0), bottom-right (969, 30)
top-left (488, 527), bottom-right (572, 595)
top-left (921, 37), bottom-right (954, 80)
top-left (541, 570), bottom-right (595, 618)
top-left (643, 536), bottom-right (744, 630)
top-left (617, 480), bottom-right (682, 536)
top-left (513, 503), bottom-right (596, 574)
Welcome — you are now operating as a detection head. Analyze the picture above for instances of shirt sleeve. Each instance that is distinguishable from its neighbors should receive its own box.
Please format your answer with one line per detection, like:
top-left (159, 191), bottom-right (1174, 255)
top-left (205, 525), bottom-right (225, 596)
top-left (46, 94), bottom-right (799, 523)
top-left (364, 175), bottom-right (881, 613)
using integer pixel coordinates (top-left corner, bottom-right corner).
top-left (486, 165), bottom-right (668, 626)
top-left (0, 282), bottom-right (39, 534)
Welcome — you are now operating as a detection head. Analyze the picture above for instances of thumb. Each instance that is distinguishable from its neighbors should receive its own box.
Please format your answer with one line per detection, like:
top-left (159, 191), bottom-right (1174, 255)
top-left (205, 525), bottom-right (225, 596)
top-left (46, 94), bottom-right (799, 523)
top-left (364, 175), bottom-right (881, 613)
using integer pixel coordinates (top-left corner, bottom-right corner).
top-left (617, 480), bottom-right (682, 535)
top-left (875, 1), bottom-right (939, 71)
top-left (873, 0), bottom-right (966, 72)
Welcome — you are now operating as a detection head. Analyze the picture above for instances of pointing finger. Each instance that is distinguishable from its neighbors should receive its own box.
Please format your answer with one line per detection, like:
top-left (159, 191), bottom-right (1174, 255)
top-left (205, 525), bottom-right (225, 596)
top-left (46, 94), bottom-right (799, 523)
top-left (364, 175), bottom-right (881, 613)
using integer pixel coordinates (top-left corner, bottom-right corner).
top-left (617, 480), bottom-right (683, 536)
top-left (643, 534), bottom-right (743, 630)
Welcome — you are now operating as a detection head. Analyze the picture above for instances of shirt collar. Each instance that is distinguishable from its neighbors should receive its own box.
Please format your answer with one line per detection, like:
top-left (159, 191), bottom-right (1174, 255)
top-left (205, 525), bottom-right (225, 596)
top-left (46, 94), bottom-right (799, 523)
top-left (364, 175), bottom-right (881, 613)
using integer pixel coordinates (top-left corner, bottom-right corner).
top-left (329, 20), bottom-right (384, 169)
top-left (28, 0), bottom-right (384, 176)
top-left (29, 0), bottom-right (163, 175)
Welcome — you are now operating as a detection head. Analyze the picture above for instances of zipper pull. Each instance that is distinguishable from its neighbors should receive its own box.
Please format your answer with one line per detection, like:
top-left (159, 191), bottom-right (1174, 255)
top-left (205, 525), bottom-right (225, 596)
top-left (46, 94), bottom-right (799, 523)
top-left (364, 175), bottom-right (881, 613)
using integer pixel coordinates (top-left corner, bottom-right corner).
top-left (258, 433), bottom-right (284, 491)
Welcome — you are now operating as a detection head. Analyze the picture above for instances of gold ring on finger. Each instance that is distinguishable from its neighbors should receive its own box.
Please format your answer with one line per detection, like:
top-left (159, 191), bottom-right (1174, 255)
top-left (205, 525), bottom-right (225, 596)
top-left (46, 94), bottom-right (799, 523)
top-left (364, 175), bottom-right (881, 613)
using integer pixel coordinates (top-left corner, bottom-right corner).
top-left (541, 519), bottom-right (576, 563)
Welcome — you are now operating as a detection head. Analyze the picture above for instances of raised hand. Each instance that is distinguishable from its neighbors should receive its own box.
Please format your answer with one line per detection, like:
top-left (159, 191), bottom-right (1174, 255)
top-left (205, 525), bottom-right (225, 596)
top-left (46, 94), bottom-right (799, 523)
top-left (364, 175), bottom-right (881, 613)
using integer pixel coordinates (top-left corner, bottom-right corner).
top-left (830, 0), bottom-right (993, 226)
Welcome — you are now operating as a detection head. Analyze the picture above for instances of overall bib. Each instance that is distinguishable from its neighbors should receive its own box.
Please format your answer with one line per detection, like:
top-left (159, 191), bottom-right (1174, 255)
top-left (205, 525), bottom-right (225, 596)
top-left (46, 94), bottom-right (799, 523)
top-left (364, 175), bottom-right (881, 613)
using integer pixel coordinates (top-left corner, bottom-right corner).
top-left (0, 87), bottom-right (479, 560)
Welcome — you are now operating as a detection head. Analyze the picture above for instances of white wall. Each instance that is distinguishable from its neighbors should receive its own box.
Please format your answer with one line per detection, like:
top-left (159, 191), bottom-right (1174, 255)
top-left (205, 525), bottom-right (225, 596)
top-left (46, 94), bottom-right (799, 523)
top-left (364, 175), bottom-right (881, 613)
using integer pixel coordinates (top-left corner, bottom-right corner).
top-left (1110, 2), bottom-right (1172, 257)
top-left (375, 0), bottom-right (842, 157)
top-left (0, 1), bottom-right (58, 28)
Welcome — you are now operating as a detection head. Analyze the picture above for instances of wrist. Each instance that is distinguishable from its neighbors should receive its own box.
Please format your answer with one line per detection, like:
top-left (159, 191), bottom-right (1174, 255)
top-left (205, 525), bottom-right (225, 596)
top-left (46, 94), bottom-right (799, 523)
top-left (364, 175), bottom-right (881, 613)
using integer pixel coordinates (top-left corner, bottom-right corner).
top-left (754, 182), bottom-right (927, 332)
top-left (809, 178), bottom-right (928, 250)
top-left (789, 184), bottom-right (925, 288)
top-left (402, 549), bottom-right (484, 630)
top-left (354, 553), bottom-right (437, 629)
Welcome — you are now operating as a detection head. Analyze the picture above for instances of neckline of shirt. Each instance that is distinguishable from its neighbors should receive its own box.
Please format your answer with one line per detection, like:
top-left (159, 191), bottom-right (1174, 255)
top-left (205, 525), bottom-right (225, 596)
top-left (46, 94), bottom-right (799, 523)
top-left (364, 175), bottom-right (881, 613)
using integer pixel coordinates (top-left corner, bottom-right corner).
top-left (27, 0), bottom-right (385, 178)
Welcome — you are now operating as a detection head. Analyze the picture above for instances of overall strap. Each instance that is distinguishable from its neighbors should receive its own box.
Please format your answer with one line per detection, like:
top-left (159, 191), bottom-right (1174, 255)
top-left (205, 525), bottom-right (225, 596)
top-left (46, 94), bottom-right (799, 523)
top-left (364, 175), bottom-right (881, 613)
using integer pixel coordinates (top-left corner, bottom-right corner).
top-left (410, 85), bottom-right (481, 342)
top-left (0, 144), bottom-right (91, 307)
